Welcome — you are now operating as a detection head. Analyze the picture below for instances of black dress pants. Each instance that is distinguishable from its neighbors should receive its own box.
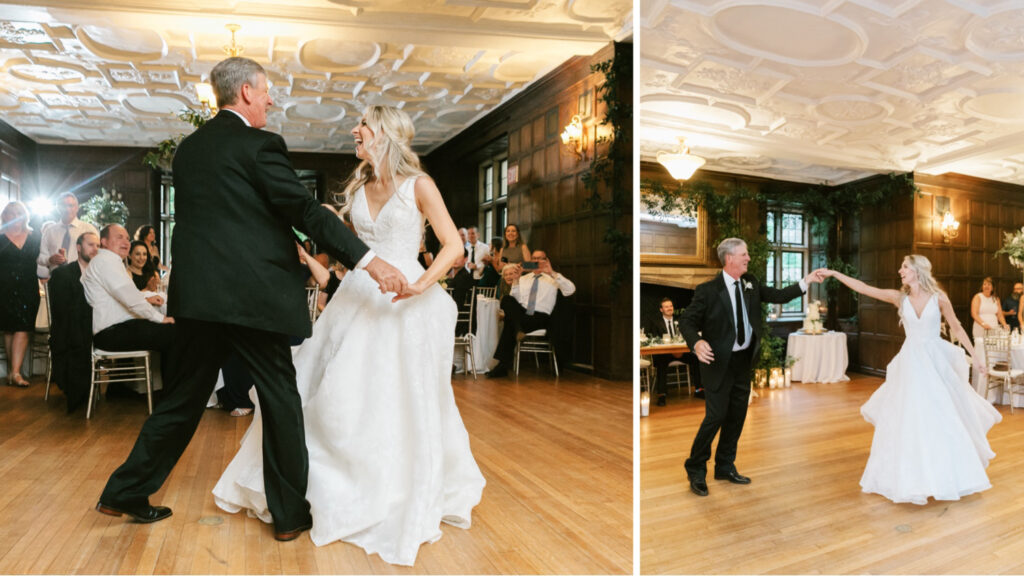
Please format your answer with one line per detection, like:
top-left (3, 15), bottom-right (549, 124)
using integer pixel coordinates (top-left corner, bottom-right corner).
top-left (493, 296), bottom-right (551, 364)
top-left (684, 347), bottom-right (753, 478)
top-left (100, 318), bottom-right (312, 532)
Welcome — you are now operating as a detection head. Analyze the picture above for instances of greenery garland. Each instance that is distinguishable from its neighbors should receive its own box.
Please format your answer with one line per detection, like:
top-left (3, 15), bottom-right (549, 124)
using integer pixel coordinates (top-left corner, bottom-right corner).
top-left (582, 52), bottom-right (631, 298)
top-left (142, 108), bottom-right (210, 171)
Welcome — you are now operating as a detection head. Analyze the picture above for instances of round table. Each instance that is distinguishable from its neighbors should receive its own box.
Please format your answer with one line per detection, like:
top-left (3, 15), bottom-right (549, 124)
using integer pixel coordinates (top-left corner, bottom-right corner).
top-left (453, 295), bottom-right (500, 374)
top-left (787, 331), bottom-right (850, 383)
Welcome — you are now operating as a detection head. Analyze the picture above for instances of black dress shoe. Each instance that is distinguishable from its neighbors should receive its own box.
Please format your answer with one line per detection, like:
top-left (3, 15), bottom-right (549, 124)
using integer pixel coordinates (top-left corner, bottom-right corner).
top-left (656, 394), bottom-right (666, 407)
top-left (96, 501), bottom-right (173, 523)
top-left (714, 470), bottom-right (751, 484)
top-left (274, 523), bottom-right (312, 542)
top-left (688, 476), bottom-right (708, 497)
top-left (489, 363), bottom-right (509, 378)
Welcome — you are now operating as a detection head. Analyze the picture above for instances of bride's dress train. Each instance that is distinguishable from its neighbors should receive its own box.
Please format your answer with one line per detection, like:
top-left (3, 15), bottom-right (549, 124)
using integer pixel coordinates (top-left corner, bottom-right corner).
top-left (212, 176), bottom-right (486, 565)
top-left (859, 293), bottom-right (1001, 505)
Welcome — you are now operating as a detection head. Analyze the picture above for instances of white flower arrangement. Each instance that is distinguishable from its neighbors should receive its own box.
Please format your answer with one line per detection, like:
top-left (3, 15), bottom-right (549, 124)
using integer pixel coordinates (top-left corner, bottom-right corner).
top-left (996, 226), bottom-right (1024, 269)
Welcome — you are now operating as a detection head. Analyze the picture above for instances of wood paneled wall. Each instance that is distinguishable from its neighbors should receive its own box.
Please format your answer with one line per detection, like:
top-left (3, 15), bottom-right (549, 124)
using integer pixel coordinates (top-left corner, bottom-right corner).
top-left (425, 42), bottom-right (632, 380)
top-left (0, 119), bottom-right (35, 206)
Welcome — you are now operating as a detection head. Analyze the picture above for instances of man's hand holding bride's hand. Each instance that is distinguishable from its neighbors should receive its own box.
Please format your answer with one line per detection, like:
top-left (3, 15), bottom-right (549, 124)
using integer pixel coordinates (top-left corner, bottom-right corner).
top-left (693, 339), bottom-right (715, 364)
top-left (365, 257), bottom-right (408, 295)
top-left (392, 281), bottom-right (426, 303)
top-left (804, 268), bottom-right (830, 284)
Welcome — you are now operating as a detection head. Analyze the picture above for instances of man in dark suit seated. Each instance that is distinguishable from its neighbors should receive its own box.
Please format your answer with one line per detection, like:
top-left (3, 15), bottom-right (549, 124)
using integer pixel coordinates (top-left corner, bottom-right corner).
top-left (489, 250), bottom-right (575, 378)
top-left (447, 247), bottom-right (475, 335)
top-left (48, 231), bottom-right (99, 413)
top-left (643, 297), bottom-right (703, 406)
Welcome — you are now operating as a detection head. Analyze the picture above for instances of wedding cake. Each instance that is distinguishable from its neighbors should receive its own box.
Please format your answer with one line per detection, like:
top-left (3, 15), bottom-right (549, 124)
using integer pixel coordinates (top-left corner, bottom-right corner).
top-left (802, 300), bottom-right (823, 334)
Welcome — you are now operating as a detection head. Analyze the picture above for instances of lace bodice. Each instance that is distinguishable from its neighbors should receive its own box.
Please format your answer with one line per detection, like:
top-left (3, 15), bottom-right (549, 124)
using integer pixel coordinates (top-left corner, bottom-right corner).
top-left (349, 176), bottom-right (424, 263)
top-left (901, 293), bottom-right (941, 340)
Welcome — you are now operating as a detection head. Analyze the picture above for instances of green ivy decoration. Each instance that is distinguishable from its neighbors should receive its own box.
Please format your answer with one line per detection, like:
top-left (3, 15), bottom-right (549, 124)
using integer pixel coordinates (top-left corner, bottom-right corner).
top-left (142, 108), bottom-right (211, 171)
top-left (582, 52), bottom-right (631, 298)
top-left (80, 187), bottom-right (129, 227)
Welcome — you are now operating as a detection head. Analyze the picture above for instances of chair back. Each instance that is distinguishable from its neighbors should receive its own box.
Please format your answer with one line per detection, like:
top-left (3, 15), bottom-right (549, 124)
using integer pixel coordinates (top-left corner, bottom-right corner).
top-left (984, 332), bottom-right (1012, 371)
top-left (456, 288), bottom-right (475, 334)
top-left (475, 286), bottom-right (497, 299)
top-left (306, 285), bottom-right (320, 323)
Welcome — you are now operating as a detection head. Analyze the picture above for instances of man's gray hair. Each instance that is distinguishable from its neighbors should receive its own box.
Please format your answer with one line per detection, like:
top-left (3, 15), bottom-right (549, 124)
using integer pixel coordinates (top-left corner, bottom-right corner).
top-left (717, 237), bottom-right (746, 265)
top-left (211, 57), bottom-right (266, 108)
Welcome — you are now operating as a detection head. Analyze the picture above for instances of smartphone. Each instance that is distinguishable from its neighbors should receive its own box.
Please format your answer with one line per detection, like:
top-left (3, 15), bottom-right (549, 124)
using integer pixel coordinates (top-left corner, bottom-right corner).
top-left (522, 261), bottom-right (539, 271)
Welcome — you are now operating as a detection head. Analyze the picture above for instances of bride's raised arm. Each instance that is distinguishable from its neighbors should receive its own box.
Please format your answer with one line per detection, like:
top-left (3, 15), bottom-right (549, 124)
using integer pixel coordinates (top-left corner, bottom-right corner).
top-left (820, 269), bottom-right (902, 306)
top-left (394, 175), bottom-right (461, 301)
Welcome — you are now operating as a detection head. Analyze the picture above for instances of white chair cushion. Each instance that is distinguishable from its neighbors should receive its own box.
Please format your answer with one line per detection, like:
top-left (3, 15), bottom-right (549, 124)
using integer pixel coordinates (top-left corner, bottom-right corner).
top-left (989, 368), bottom-right (1024, 378)
top-left (525, 329), bottom-right (547, 337)
top-left (639, 359), bottom-right (651, 368)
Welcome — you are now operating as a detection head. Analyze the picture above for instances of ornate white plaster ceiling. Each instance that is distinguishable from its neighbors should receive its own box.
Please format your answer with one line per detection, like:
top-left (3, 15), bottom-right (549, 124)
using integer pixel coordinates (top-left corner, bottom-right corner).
top-left (0, 0), bottom-right (631, 154)
top-left (640, 0), bottom-right (1024, 186)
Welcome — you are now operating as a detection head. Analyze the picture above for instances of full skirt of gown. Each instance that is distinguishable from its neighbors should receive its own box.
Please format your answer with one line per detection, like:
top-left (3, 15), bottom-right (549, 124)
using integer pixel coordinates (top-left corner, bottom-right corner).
top-left (212, 258), bottom-right (486, 566)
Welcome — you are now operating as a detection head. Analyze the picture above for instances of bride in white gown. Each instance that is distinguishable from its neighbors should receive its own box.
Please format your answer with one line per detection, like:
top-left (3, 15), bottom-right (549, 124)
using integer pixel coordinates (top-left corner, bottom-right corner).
top-left (213, 105), bottom-right (486, 565)
top-left (823, 255), bottom-right (1001, 505)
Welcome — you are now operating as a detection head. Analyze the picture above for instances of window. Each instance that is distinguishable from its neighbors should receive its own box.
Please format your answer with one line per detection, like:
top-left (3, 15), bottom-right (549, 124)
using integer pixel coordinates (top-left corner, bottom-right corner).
top-left (479, 156), bottom-right (507, 243)
top-left (766, 209), bottom-right (808, 319)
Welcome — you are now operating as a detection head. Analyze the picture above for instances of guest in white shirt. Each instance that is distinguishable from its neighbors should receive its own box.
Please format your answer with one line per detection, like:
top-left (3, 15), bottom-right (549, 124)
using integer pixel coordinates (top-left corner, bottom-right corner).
top-left (37, 192), bottom-right (99, 279)
top-left (490, 250), bottom-right (575, 377)
top-left (465, 227), bottom-right (490, 282)
top-left (81, 224), bottom-right (175, 355)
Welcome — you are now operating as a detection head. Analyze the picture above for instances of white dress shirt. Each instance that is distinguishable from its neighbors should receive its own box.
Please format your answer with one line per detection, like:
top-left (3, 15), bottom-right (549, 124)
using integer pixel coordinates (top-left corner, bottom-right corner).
top-left (36, 217), bottom-right (99, 278)
top-left (82, 248), bottom-right (164, 333)
top-left (510, 272), bottom-right (576, 316)
top-left (723, 271), bottom-right (807, 351)
top-left (223, 107), bottom-right (377, 270)
top-left (468, 240), bottom-right (490, 280)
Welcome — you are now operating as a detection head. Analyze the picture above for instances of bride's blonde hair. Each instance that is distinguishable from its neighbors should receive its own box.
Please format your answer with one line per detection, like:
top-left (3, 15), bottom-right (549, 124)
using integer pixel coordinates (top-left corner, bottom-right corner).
top-left (898, 255), bottom-right (948, 321)
top-left (334, 105), bottom-right (425, 220)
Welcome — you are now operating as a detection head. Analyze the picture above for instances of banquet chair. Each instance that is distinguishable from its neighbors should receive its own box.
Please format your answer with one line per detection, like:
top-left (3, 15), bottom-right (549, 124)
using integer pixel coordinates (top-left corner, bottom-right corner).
top-left (983, 333), bottom-right (1024, 415)
top-left (28, 280), bottom-right (51, 383)
top-left (666, 360), bottom-right (692, 396)
top-left (639, 357), bottom-right (652, 395)
top-left (475, 286), bottom-right (497, 299)
top-left (87, 348), bottom-right (153, 419)
top-left (42, 282), bottom-right (56, 401)
top-left (306, 285), bottom-right (321, 324)
top-left (514, 329), bottom-right (559, 378)
top-left (453, 288), bottom-right (477, 379)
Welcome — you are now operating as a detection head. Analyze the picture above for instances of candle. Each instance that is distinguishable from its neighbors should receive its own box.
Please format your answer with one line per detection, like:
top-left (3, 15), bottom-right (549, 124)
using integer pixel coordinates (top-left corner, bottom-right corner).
top-left (784, 367), bottom-right (792, 388)
top-left (770, 367), bottom-right (783, 388)
top-left (640, 391), bottom-right (650, 417)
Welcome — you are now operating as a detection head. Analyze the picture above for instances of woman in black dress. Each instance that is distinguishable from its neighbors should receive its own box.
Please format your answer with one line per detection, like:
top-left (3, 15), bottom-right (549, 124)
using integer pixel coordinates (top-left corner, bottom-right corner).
top-left (0, 201), bottom-right (42, 387)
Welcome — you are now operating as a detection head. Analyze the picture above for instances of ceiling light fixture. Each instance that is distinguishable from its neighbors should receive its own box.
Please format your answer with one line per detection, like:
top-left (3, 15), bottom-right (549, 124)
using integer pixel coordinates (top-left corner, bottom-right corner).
top-left (657, 137), bottom-right (706, 180)
top-left (194, 24), bottom-right (245, 114)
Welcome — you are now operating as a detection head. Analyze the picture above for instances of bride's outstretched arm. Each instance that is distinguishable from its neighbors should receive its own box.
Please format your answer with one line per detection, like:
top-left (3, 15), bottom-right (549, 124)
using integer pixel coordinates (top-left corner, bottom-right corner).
top-left (938, 293), bottom-right (986, 375)
top-left (819, 270), bottom-right (902, 306)
top-left (394, 176), bottom-right (461, 302)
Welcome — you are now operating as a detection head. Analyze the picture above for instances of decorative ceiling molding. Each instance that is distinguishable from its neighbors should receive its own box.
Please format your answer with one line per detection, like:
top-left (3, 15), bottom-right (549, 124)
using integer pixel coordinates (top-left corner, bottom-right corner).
top-left (0, 0), bottom-right (630, 154)
top-left (640, 0), bottom-right (1024, 186)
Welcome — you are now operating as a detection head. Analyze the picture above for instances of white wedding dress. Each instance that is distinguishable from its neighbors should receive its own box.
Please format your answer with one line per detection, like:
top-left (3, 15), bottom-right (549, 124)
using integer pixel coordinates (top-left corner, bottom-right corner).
top-left (213, 176), bottom-right (486, 565)
top-left (859, 293), bottom-right (1001, 505)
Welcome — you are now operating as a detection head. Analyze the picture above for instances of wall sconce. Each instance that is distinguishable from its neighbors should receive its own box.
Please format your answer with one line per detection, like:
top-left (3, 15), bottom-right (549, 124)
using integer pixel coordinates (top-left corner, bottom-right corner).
top-left (560, 114), bottom-right (585, 160)
top-left (195, 81), bottom-right (218, 114)
top-left (657, 137), bottom-right (706, 180)
top-left (940, 211), bottom-right (960, 243)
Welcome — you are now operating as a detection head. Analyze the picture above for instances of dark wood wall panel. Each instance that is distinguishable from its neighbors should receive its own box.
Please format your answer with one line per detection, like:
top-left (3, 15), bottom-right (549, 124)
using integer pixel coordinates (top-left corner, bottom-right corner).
top-left (424, 42), bottom-right (631, 380)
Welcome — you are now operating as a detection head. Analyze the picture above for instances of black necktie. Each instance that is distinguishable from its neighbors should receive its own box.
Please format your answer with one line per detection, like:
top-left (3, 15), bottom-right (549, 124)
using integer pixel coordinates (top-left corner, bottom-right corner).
top-left (666, 318), bottom-right (673, 338)
top-left (734, 280), bottom-right (745, 346)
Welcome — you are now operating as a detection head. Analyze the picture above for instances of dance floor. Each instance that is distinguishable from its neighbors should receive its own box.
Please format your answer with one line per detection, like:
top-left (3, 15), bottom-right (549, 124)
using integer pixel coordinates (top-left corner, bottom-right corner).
top-left (641, 373), bottom-right (1024, 575)
top-left (0, 368), bottom-right (631, 575)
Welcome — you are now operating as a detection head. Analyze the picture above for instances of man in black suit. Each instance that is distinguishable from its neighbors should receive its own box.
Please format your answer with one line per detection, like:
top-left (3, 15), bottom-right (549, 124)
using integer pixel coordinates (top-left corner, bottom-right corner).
top-left (679, 238), bottom-right (824, 497)
top-left (48, 231), bottom-right (99, 413)
top-left (97, 57), bottom-right (407, 540)
top-left (643, 297), bottom-right (702, 405)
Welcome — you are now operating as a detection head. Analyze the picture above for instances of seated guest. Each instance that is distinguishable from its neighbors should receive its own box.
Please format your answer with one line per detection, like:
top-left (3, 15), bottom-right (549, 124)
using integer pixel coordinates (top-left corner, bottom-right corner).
top-left (82, 224), bottom-right (175, 356)
top-left (133, 225), bottom-right (166, 271)
top-left (139, 269), bottom-right (167, 315)
top-left (127, 240), bottom-right (156, 291)
top-left (642, 297), bottom-right (703, 405)
top-left (477, 237), bottom-right (502, 288)
top-left (447, 247), bottom-right (475, 335)
top-left (489, 250), bottom-right (575, 378)
top-left (49, 231), bottom-right (99, 412)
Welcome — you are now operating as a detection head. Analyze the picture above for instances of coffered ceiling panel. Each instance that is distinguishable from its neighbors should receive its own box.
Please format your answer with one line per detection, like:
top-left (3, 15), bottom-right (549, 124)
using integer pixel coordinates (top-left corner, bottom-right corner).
top-left (640, 0), bottom-right (1024, 185)
top-left (0, 0), bottom-right (631, 154)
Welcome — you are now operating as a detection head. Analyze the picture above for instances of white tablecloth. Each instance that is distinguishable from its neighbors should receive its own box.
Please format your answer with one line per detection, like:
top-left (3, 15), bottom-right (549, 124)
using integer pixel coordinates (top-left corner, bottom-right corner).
top-left (454, 295), bottom-right (500, 374)
top-left (787, 331), bottom-right (850, 383)
top-left (972, 341), bottom-right (1024, 408)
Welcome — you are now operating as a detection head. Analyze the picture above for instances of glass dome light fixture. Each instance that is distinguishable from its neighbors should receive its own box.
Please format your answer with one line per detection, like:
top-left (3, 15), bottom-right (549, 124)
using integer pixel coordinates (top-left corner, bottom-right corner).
top-left (657, 137), bottom-right (706, 180)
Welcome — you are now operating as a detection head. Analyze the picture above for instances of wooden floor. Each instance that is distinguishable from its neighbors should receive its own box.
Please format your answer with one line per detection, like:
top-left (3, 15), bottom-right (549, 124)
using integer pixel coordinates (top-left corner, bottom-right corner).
top-left (0, 368), bottom-right (631, 575)
top-left (641, 374), bottom-right (1024, 575)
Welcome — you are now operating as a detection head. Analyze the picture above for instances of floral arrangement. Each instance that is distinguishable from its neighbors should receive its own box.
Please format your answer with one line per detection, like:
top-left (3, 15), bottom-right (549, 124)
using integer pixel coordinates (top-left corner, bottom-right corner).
top-left (80, 187), bottom-right (129, 227)
top-left (996, 226), bottom-right (1024, 269)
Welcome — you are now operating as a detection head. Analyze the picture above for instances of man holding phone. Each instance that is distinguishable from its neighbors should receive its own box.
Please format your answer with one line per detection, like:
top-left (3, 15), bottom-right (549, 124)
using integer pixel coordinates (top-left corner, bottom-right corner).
top-left (489, 250), bottom-right (575, 377)
top-left (37, 192), bottom-right (99, 279)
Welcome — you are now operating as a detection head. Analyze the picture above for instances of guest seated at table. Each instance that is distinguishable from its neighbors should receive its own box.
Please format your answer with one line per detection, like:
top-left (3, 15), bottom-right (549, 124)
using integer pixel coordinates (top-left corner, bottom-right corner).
top-left (133, 225), bottom-right (167, 272)
top-left (1004, 282), bottom-right (1023, 332)
top-left (477, 237), bottom-right (502, 288)
top-left (447, 247), bottom-right (475, 335)
top-left (82, 224), bottom-right (175, 357)
top-left (643, 297), bottom-right (704, 405)
top-left (139, 269), bottom-right (167, 315)
top-left (49, 231), bottom-right (99, 412)
top-left (127, 240), bottom-right (157, 291)
top-left (489, 250), bottom-right (575, 378)
top-left (971, 276), bottom-right (1007, 345)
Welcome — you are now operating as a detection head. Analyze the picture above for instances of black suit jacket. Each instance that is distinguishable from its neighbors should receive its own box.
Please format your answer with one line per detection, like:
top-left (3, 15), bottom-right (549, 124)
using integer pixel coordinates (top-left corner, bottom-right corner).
top-left (48, 260), bottom-right (93, 411)
top-left (169, 111), bottom-right (370, 337)
top-left (680, 272), bottom-right (803, 392)
top-left (644, 314), bottom-right (679, 339)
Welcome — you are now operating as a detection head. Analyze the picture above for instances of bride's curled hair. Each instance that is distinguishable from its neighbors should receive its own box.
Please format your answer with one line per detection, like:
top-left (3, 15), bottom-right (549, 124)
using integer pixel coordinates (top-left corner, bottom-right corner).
top-left (898, 255), bottom-right (949, 323)
top-left (334, 105), bottom-right (425, 220)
